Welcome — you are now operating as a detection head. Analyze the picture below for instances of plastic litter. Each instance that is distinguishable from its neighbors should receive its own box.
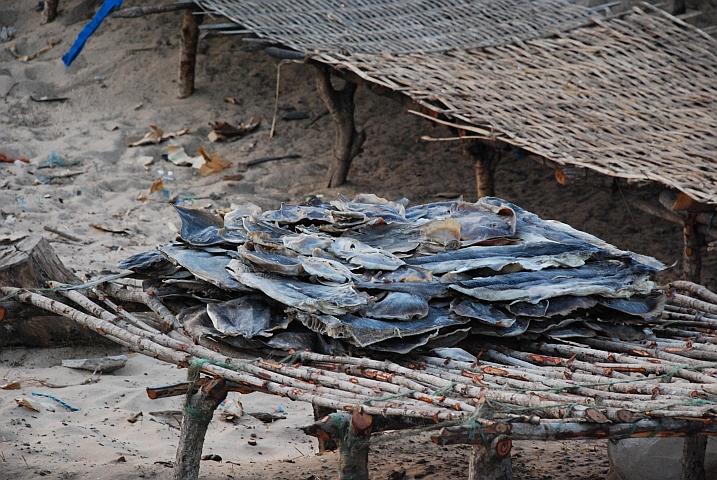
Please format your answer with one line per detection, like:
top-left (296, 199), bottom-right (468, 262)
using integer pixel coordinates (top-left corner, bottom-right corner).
top-left (0, 26), bottom-right (16, 43)
top-left (44, 152), bottom-right (81, 167)
top-left (4, 215), bottom-right (15, 226)
top-left (31, 392), bottom-right (81, 412)
top-left (607, 438), bottom-right (717, 480)
top-left (62, 0), bottom-right (123, 67)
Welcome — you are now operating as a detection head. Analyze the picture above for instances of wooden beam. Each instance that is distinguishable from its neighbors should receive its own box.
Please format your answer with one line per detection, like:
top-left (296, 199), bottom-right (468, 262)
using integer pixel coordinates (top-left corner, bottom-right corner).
top-left (178, 6), bottom-right (204, 98)
top-left (681, 434), bottom-right (707, 480)
top-left (174, 376), bottom-right (229, 480)
top-left (683, 213), bottom-right (702, 283)
top-left (314, 64), bottom-right (366, 187)
top-left (42, 0), bottom-right (59, 24)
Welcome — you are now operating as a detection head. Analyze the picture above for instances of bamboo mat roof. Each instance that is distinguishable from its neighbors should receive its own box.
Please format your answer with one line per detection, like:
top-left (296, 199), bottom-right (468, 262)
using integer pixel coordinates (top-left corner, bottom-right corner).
top-left (194, 0), bottom-right (591, 54)
top-left (196, 1), bottom-right (717, 204)
top-left (6, 280), bottom-right (717, 436)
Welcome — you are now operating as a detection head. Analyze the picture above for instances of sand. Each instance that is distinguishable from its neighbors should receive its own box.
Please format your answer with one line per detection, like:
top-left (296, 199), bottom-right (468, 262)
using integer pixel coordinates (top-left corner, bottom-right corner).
top-left (0, 0), bottom-right (714, 478)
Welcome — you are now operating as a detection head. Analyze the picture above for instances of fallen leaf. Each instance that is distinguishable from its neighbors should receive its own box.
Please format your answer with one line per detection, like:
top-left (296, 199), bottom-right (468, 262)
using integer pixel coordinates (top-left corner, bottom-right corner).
top-left (224, 97), bottom-right (239, 105)
top-left (222, 174), bottom-right (244, 181)
top-left (197, 146), bottom-right (231, 175)
top-left (208, 116), bottom-right (261, 142)
top-left (15, 397), bottom-right (40, 412)
top-left (149, 178), bottom-right (165, 194)
top-left (1, 381), bottom-right (21, 390)
top-left (129, 126), bottom-right (187, 147)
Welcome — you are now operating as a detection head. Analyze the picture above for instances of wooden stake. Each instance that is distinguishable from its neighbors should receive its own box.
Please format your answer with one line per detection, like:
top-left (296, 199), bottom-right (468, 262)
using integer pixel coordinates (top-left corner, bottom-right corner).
top-left (313, 405), bottom-right (339, 452)
top-left (338, 411), bottom-right (372, 480)
top-left (42, 0), bottom-right (59, 24)
top-left (683, 213), bottom-right (702, 283)
top-left (469, 436), bottom-right (513, 480)
top-left (681, 434), bottom-right (707, 480)
top-left (314, 65), bottom-right (366, 187)
top-left (462, 139), bottom-right (502, 198)
top-left (178, 7), bottom-right (204, 99)
top-left (174, 374), bottom-right (229, 480)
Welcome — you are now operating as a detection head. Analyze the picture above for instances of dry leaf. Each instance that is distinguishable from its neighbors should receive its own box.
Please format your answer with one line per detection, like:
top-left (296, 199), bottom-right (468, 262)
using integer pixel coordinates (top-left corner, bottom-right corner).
top-left (222, 174), bottom-right (244, 181)
top-left (129, 126), bottom-right (187, 147)
top-left (224, 97), bottom-right (239, 105)
top-left (15, 397), bottom-right (40, 412)
top-left (1, 381), bottom-right (21, 390)
top-left (208, 116), bottom-right (261, 142)
top-left (149, 178), bottom-right (165, 194)
top-left (197, 146), bottom-right (231, 176)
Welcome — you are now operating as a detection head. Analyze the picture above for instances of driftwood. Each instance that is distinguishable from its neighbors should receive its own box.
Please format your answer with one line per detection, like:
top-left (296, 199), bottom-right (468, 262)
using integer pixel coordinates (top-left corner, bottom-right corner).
top-left (174, 373), bottom-right (229, 480)
top-left (315, 64), bottom-right (366, 187)
top-left (62, 355), bottom-right (127, 373)
top-left (178, 6), bottom-right (204, 98)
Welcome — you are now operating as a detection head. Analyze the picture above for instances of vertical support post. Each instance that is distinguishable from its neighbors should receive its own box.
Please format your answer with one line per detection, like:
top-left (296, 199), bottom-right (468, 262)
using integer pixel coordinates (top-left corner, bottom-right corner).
top-left (42, 0), bottom-right (59, 24)
top-left (178, 6), bottom-right (204, 99)
top-left (337, 410), bottom-right (372, 480)
top-left (174, 375), bottom-right (229, 480)
top-left (469, 436), bottom-right (513, 480)
top-left (313, 405), bottom-right (338, 452)
top-left (462, 138), bottom-right (502, 199)
top-left (681, 434), bottom-right (707, 480)
top-left (683, 213), bottom-right (702, 283)
top-left (314, 64), bottom-right (366, 187)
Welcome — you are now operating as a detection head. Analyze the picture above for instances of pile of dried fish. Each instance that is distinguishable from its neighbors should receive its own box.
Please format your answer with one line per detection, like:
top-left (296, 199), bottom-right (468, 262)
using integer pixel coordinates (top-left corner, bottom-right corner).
top-left (118, 195), bottom-right (665, 356)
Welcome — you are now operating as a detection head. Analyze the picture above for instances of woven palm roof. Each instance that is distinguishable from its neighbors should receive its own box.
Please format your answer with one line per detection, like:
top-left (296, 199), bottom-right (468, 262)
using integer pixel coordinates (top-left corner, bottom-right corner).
top-left (195, 0), bottom-right (592, 54)
top-left (197, 0), bottom-right (717, 204)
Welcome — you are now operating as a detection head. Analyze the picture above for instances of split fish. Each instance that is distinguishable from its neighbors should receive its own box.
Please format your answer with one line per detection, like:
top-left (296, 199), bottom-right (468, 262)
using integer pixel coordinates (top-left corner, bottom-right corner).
top-left (174, 206), bottom-right (224, 246)
top-left (282, 232), bottom-right (334, 255)
top-left (302, 256), bottom-right (354, 283)
top-left (450, 298), bottom-right (516, 327)
top-left (206, 296), bottom-right (289, 338)
top-left (359, 292), bottom-right (430, 320)
top-left (118, 249), bottom-right (180, 277)
top-left (159, 244), bottom-right (251, 292)
top-left (237, 245), bottom-right (304, 276)
top-left (471, 318), bottom-right (530, 337)
top-left (330, 237), bottom-right (404, 271)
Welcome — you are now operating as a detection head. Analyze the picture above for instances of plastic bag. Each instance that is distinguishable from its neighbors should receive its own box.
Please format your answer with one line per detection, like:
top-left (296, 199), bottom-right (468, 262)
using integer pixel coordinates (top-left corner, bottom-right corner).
top-left (607, 437), bottom-right (717, 480)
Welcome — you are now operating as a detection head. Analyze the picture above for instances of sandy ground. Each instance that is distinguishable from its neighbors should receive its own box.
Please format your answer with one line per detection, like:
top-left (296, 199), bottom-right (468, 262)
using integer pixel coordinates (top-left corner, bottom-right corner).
top-left (0, 0), bottom-right (715, 478)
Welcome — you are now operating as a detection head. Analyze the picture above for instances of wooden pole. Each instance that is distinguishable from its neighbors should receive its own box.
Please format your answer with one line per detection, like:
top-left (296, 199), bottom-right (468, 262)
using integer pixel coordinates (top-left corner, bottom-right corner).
top-left (112, 2), bottom-right (196, 18)
top-left (338, 410), bottom-right (372, 480)
top-left (174, 374), bottom-right (229, 480)
top-left (313, 405), bottom-right (339, 452)
top-left (42, 0), bottom-right (59, 24)
top-left (681, 434), bottom-right (707, 480)
top-left (462, 139), bottom-right (502, 198)
top-left (683, 213), bottom-right (702, 283)
top-left (178, 7), bottom-right (204, 99)
top-left (314, 64), bottom-right (366, 187)
top-left (469, 436), bottom-right (513, 480)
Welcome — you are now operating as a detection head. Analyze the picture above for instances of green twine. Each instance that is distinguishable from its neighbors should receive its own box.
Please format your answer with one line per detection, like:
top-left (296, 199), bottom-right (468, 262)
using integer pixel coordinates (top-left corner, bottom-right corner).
top-left (280, 350), bottom-right (304, 365)
top-left (433, 382), bottom-right (458, 397)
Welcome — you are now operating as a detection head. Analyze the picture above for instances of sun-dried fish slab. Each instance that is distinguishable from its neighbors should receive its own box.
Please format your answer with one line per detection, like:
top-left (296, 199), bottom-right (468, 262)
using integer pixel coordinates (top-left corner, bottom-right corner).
top-left (302, 256), bottom-right (353, 283)
top-left (282, 233), bottom-right (334, 255)
top-left (547, 327), bottom-right (597, 339)
top-left (289, 307), bottom-right (471, 347)
top-left (369, 265), bottom-right (434, 283)
top-left (118, 249), bottom-right (180, 277)
top-left (237, 245), bottom-right (304, 276)
top-left (264, 331), bottom-right (318, 352)
top-left (405, 241), bottom-right (598, 274)
top-left (224, 204), bottom-right (262, 228)
top-left (332, 193), bottom-right (407, 223)
top-left (405, 200), bottom-right (460, 222)
top-left (242, 215), bottom-right (291, 247)
top-left (180, 305), bottom-right (265, 349)
top-left (450, 298), bottom-right (516, 327)
top-left (207, 296), bottom-right (289, 338)
top-left (353, 278), bottom-right (450, 297)
top-left (451, 262), bottom-right (655, 303)
top-left (527, 317), bottom-right (582, 334)
top-left (471, 318), bottom-right (530, 337)
top-left (159, 244), bottom-right (251, 292)
top-left (342, 221), bottom-right (420, 253)
top-left (544, 296), bottom-right (598, 317)
top-left (432, 348), bottom-right (477, 363)
top-left (419, 218), bottom-right (462, 252)
top-left (174, 206), bottom-right (224, 246)
top-left (505, 300), bottom-right (549, 317)
top-left (359, 292), bottom-right (429, 320)
top-left (330, 237), bottom-right (404, 271)
top-left (362, 330), bottom-right (441, 354)
top-left (260, 203), bottom-right (332, 225)
top-left (448, 200), bottom-right (516, 246)
top-left (481, 197), bottom-right (665, 272)
top-left (227, 260), bottom-right (366, 315)
top-left (596, 293), bottom-right (666, 319)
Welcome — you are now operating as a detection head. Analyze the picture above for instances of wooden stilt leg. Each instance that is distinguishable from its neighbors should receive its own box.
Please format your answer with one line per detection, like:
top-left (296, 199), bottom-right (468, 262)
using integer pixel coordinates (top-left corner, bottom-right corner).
top-left (313, 405), bottom-right (338, 452)
top-left (683, 213), bottom-right (702, 283)
top-left (178, 7), bottom-right (204, 99)
top-left (42, 0), bottom-right (59, 24)
top-left (337, 411), bottom-right (372, 480)
top-left (468, 436), bottom-right (513, 480)
top-left (314, 65), bottom-right (366, 187)
top-left (174, 374), bottom-right (229, 480)
top-left (681, 434), bottom-right (707, 480)
top-left (462, 139), bottom-right (502, 199)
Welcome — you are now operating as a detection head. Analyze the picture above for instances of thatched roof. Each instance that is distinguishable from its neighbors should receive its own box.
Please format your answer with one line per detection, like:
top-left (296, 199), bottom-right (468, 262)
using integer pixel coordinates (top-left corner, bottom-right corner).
top-left (197, 0), bottom-right (717, 203)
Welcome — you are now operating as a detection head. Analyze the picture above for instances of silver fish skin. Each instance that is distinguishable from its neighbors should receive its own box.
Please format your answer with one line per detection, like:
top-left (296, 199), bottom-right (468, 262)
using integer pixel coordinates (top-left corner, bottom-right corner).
top-left (159, 244), bottom-right (251, 292)
top-left (174, 206), bottom-right (224, 246)
top-left (223, 204), bottom-right (262, 228)
top-left (471, 318), bottom-right (530, 337)
top-left (282, 233), bottom-right (334, 255)
top-left (431, 347), bottom-right (477, 363)
top-left (302, 256), bottom-right (354, 283)
top-left (330, 237), bottom-right (405, 271)
top-left (359, 292), bottom-right (430, 320)
top-left (237, 245), bottom-right (304, 276)
top-left (227, 259), bottom-right (366, 315)
top-left (450, 298), bottom-right (516, 327)
top-left (206, 297), bottom-right (289, 338)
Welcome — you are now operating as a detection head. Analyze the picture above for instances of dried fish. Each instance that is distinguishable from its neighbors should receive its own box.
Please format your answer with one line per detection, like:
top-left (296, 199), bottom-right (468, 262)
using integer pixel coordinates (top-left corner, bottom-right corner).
top-left (174, 206), bottom-right (223, 246)
top-left (243, 215), bottom-right (291, 247)
top-left (596, 293), bottom-right (666, 319)
top-left (118, 250), bottom-right (180, 277)
top-left (359, 292), bottom-right (429, 320)
top-left (450, 298), bottom-right (516, 327)
top-left (282, 233), bottom-right (334, 255)
top-left (227, 260), bottom-right (366, 315)
top-left (301, 256), bottom-right (353, 283)
top-left (343, 221), bottom-right (421, 253)
top-left (330, 237), bottom-right (404, 271)
top-left (159, 245), bottom-right (251, 292)
top-left (237, 245), bottom-right (304, 276)
top-left (261, 203), bottom-right (332, 225)
top-left (207, 296), bottom-right (289, 338)
top-left (471, 318), bottom-right (530, 337)
top-left (448, 200), bottom-right (516, 246)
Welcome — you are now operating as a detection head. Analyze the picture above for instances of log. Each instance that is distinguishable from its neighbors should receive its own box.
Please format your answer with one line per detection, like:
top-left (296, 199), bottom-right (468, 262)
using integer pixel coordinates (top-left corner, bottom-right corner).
top-left (111, 2), bottom-right (196, 18)
top-left (42, 0), bottom-right (59, 24)
top-left (681, 434), bottom-right (707, 480)
top-left (313, 405), bottom-right (339, 452)
top-left (555, 167), bottom-right (615, 189)
top-left (314, 64), bottom-right (366, 187)
top-left (683, 213), bottom-right (702, 283)
top-left (462, 139), bottom-right (502, 198)
top-left (0, 236), bottom-right (79, 288)
top-left (660, 190), bottom-right (717, 213)
top-left (667, 281), bottom-right (717, 305)
top-left (178, 6), bottom-right (204, 98)
top-left (174, 375), bottom-right (229, 480)
top-left (469, 436), bottom-right (513, 480)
